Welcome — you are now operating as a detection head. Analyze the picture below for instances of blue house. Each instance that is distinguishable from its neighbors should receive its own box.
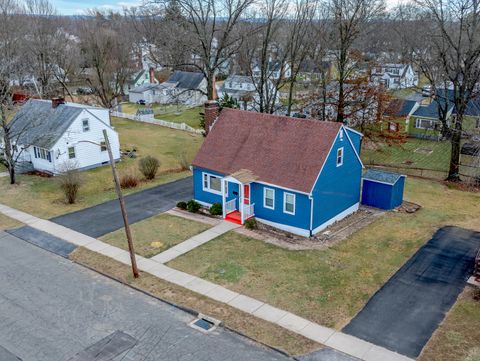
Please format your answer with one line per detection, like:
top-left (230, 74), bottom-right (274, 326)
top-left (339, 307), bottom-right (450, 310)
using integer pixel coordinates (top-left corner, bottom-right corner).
top-left (192, 107), bottom-right (364, 237)
top-left (361, 169), bottom-right (405, 210)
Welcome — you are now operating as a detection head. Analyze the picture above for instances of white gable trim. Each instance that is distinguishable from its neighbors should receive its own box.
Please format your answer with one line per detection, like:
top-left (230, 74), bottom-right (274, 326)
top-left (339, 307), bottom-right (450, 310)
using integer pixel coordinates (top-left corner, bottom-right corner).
top-left (85, 110), bottom-right (115, 131)
top-left (343, 126), bottom-right (364, 169)
top-left (344, 126), bottom-right (363, 137)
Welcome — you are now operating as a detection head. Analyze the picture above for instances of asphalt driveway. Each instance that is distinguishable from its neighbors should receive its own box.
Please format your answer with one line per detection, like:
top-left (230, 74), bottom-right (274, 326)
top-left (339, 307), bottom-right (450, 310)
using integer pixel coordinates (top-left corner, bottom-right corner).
top-left (51, 176), bottom-right (193, 237)
top-left (343, 226), bottom-right (480, 358)
top-left (0, 231), bottom-right (288, 361)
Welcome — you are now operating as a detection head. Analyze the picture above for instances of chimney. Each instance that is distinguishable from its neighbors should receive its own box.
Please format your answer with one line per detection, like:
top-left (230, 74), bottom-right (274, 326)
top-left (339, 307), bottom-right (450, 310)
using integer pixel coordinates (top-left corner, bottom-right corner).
top-left (204, 100), bottom-right (220, 136)
top-left (52, 97), bottom-right (65, 109)
top-left (149, 67), bottom-right (156, 84)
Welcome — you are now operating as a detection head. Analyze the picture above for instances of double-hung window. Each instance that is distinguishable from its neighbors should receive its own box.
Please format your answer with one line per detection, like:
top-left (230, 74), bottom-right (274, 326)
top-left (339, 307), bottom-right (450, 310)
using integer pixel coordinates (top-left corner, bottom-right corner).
top-left (68, 147), bottom-right (76, 159)
top-left (202, 173), bottom-right (222, 194)
top-left (264, 188), bottom-right (275, 209)
top-left (336, 147), bottom-right (344, 167)
top-left (100, 141), bottom-right (107, 152)
top-left (82, 119), bottom-right (90, 132)
top-left (283, 193), bottom-right (295, 215)
top-left (34, 147), bottom-right (52, 163)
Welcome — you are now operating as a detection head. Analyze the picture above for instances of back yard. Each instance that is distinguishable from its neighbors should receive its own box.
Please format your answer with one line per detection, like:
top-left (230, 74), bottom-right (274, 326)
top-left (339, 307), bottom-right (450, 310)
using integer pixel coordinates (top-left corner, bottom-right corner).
top-left (168, 178), bottom-right (480, 330)
top-left (0, 117), bottom-right (203, 219)
top-left (119, 103), bottom-right (203, 129)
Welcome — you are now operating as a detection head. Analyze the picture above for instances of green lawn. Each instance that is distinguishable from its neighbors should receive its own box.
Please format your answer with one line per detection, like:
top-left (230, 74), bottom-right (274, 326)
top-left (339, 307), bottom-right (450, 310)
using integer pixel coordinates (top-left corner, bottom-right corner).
top-left (361, 138), bottom-right (451, 171)
top-left (156, 106), bottom-right (203, 129)
top-left (419, 287), bottom-right (480, 361)
top-left (0, 117), bottom-right (203, 218)
top-left (168, 178), bottom-right (480, 329)
top-left (100, 213), bottom-right (211, 258)
top-left (119, 103), bottom-right (203, 129)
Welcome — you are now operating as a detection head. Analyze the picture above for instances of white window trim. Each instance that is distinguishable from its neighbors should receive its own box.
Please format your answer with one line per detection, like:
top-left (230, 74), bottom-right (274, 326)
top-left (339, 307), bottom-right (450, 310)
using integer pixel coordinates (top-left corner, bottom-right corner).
top-left (336, 147), bottom-right (344, 167)
top-left (202, 172), bottom-right (222, 195)
top-left (68, 146), bottom-right (76, 159)
top-left (415, 118), bottom-right (435, 129)
top-left (82, 119), bottom-right (90, 132)
top-left (283, 192), bottom-right (296, 215)
top-left (263, 188), bottom-right (275, 210)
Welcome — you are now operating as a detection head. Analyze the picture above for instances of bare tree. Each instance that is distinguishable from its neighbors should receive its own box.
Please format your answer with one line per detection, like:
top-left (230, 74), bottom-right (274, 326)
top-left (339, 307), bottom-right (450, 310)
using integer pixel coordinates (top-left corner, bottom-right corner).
top-left (412, 0), bottom-right (480, 181)
top-left (327, 0), bottom-right (385, 123)
top-left (285, 0), bottom-right (317, 115)
top-left (24, 0), bottom-right (60, 97)
top-left (79, 11), bottom-right (136, 108)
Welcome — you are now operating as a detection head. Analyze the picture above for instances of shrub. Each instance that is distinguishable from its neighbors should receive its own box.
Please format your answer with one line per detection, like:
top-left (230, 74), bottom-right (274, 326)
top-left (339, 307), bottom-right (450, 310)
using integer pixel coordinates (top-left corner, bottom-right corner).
top-left (244, 218), bottom-right (257, 230)
top-left (120, 172), bottom-right (140, 189)
top-left (177, 151), bottom-right (190, 171)
top-left (209, 203), bottom-right (222, 215)
top-left (186, 199), bottom-right (201, 213)
top-left (58, 161), bottom-right (82, 204)
top-left (139, 156), bottom-right (160, 180)
top-left (176, 201), bottom-right (187, 210)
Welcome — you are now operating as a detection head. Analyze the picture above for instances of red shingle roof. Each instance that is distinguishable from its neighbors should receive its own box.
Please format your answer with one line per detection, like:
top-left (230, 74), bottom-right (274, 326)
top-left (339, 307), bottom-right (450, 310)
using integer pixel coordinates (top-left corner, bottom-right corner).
top-left (192, 108), bottom-right (343, 193)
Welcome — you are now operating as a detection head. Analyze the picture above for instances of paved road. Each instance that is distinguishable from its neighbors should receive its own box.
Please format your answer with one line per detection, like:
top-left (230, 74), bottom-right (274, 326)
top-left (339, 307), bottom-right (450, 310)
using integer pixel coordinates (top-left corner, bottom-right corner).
top-left (51, 176), bottom-right (193, 237)
top-left (0, 231), bottom-right (288, 361)
top-left (343, 226), bottom-right (480, 358)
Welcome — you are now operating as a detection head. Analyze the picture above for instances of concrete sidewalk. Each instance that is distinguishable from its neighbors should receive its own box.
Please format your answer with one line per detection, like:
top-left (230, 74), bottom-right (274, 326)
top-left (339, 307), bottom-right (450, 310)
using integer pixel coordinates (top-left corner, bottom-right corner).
top-left (0, 203), bottom-right (413, 361)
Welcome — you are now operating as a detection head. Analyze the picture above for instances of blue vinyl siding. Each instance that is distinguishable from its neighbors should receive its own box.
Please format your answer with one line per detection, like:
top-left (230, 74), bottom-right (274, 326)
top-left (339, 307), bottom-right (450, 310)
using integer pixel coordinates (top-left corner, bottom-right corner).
top-left (251, 183), bottom-right (311, 231)
top-left (362, 177), bottom-right (405, 210)
top-left (311, 132), bottom-right (362, 229)
top-left (346, 128), bottom-right (362, 154)
top-left (193, 166), bottom-right (224, 205)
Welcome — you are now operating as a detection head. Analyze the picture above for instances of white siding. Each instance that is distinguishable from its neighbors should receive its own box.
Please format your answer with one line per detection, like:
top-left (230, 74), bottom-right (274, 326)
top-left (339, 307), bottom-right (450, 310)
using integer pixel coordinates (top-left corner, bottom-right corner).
top-left (32, 110), bottom-right (121, 174)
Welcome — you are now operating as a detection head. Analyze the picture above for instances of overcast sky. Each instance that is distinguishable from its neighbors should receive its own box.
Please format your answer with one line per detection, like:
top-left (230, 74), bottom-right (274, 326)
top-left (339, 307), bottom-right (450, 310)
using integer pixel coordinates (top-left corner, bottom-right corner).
top-left (51, 0), bottom-right (401, 15)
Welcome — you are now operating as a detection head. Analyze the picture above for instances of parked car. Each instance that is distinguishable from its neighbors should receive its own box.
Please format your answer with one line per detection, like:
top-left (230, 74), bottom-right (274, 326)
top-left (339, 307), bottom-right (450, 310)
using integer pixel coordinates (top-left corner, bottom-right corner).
top-left (136, 99), bottom-right (146, 105)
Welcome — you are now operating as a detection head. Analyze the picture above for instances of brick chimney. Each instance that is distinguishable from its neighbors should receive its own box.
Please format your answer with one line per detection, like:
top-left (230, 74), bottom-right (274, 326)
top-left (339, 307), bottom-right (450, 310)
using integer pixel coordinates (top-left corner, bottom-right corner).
top-left (52, 97), bottom-right (65, 109)
top-left (204, 100), bottom-right (220, 135)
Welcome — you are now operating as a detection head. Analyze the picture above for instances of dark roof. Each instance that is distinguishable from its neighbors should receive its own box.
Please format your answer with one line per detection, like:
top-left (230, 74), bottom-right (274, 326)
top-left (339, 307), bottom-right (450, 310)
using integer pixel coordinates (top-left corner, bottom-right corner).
top-left (363, 169), bottom-right (404, 185)
top-left (413, 99), bottom-right (452, 118)
top-left (9, 99), bottom-right (89, 149)
top-left (166, 71), bottom-right (204, 90)
top-left (385, 99), bottom-right (418, 117)
top-left (192, 108), bottom-right (344, 193)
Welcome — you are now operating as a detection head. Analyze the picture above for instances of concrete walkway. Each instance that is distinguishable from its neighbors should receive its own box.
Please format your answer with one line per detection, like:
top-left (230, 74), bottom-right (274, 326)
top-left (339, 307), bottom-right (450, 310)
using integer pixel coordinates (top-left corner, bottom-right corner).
top-left (151, 221), bottom-right (239, 263)
top-left (0, 203), bottom-right (413, 361)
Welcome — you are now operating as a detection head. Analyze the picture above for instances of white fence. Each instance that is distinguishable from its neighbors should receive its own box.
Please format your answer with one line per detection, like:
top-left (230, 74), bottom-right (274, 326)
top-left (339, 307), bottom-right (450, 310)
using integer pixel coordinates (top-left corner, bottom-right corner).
top-left (111, 111), bottom-right (203, 135)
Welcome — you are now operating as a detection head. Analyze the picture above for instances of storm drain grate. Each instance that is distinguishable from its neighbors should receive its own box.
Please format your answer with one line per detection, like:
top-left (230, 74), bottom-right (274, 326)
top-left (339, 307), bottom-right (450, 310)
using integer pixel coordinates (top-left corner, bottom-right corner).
top-left (189, 314), bottom-right (221, 333)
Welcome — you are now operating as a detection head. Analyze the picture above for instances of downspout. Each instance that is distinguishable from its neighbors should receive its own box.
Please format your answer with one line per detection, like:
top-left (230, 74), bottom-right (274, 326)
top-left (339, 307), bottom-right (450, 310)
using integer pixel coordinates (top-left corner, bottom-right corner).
top-left (309, 194), bottom-right (314, 237)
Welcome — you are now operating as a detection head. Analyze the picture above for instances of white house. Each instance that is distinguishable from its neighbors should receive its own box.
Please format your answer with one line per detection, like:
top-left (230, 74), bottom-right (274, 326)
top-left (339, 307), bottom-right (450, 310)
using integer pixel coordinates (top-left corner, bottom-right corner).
top-left (8, 99), bottom-right (120, 174)
top-left (370, 64), bottom-right (418, 89)
top-left (128, 71), bottom-right (207, 105)
top-left (252, 61), bottom-right (292, 80)
top-left (218, 75), bottom-right (279, 111)
top-left (124, 68), bottom-right (158, 95)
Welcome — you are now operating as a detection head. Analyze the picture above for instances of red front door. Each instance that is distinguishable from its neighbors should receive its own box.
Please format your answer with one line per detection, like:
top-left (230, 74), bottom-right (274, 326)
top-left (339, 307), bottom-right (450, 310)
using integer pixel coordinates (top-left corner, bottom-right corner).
top-left (244, 184), bottom-right (250, 205)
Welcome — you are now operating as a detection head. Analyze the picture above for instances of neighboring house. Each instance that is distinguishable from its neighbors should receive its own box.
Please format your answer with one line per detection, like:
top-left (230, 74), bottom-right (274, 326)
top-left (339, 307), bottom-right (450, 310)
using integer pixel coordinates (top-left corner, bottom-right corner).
top-left (409, 90), bottom-right (480, 138)
top-left (192, 107), bottom-right (364, 237)
top-left (252, 61), bottom-right (292, 80)
top-left (383, 98), bottom-right (420, 132)
top-left (298, 60), bottom-right (334, 83)
top-left (370, 64), bottom-right (418, 89)
top-left (124, 68), bottom-right (158, 95)
top-left (7, 99), bottom-right (120, 174)
top-left (218, 75), bottom-right (279, 111)
top-left (128, 71), bottom-right (207, 105)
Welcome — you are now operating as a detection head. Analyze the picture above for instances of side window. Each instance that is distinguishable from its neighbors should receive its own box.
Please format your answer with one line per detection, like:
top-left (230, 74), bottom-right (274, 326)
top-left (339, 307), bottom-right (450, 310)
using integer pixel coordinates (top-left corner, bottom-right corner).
top-left (68, 147), bottom-right (76, 159)
top-left (100, 141), bottom-right (107, 152)
top-left (264, 188), bottom-right (275, 209)
top-left (283, 193), bottom-right (295, 215)
top-left (336, 147), bottom-right (344, 167)
top-left (82, 119), bottom-right (90, 132)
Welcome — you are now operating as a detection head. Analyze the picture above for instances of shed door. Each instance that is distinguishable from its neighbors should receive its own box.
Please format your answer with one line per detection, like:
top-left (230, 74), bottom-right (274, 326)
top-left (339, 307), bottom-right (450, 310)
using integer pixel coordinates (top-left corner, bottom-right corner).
top-left (244, 184), bottom-right (250, 205)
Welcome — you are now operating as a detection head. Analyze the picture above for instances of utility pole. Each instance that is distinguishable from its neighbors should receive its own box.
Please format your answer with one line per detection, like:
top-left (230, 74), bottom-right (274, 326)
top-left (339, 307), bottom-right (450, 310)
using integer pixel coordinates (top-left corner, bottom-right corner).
top-left (103, 129), bottom-right (139, 278)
